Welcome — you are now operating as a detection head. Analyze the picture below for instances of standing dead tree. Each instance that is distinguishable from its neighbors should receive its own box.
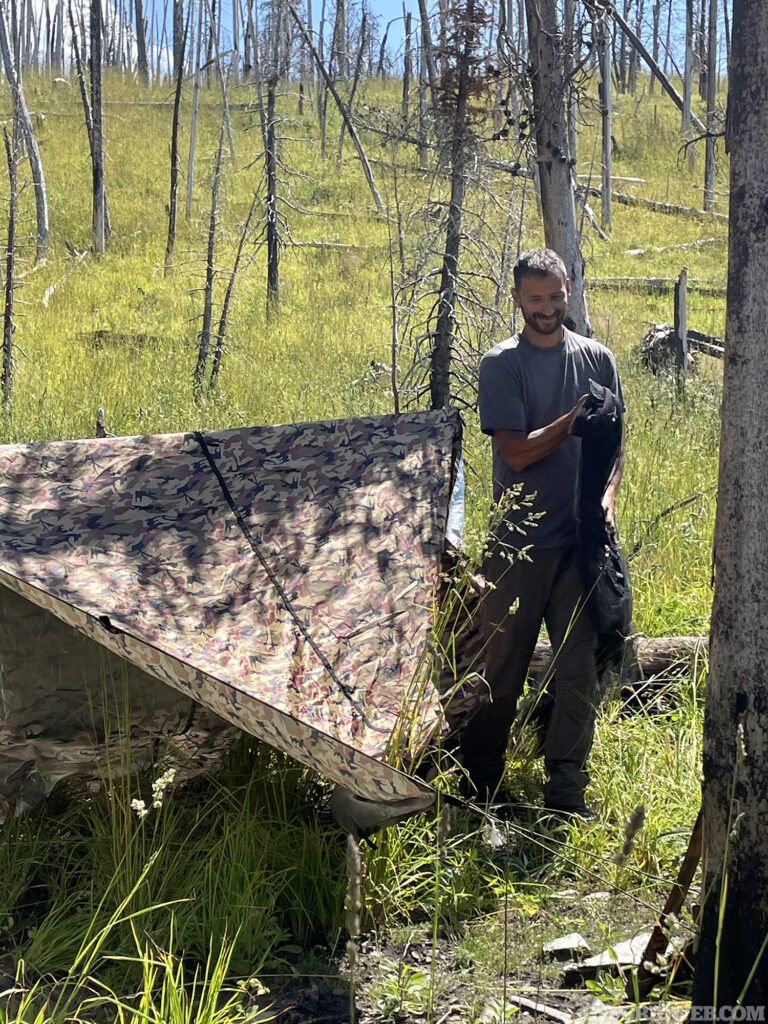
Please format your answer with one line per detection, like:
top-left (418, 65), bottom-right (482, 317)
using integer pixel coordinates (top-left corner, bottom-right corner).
top-left (68, 0), bottom-right (112, 242)
top-left (524, 0), bottom-right (590, 334)
top-left (210, 194), bottom-right (258, 388)
top-left (193, 127), bottom-right (225, 400)
top-left (89, 0), bottom-right (107, 253)
top-left (135, 0), bottom-right (149, 82)
top-left (165, 4), bottom-right (190, 273)
top-left (430, 0), bottom-right (480, 409)
top-left (692, 0), bottom-right (768, 1006)
top-left (0, 0), bottom-right (48, 262)
top-left (2, 127), bottom-right (15, 404)
top-left (287, 2), bottom-right (384, 215)
top-left (265, 72), bottom-right (279, 310)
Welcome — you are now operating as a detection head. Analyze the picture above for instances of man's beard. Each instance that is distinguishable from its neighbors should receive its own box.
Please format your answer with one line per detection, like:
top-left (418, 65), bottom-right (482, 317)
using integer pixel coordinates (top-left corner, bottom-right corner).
top-left (520, 307), bottom-right (566, 335)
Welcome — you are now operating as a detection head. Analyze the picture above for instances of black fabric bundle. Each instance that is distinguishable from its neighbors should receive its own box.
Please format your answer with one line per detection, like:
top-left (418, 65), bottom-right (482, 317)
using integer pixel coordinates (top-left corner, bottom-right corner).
top-left (570, 379), bottom-right (632, 673)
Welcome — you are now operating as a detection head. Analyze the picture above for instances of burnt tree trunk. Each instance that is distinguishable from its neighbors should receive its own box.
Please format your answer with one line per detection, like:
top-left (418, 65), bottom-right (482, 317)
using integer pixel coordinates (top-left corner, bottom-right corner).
top-left (165, 7), bottom-right (188, 273)
top-left (402, 8), bottom-right (412, 120)
top-left (89, 0), bottom-right (106, 253)
top-left (2, 128), bottom-right (15, 404)
top-left (210, 193), bottom-right (257, 388)
top-left (266, 73), bottom-right (279, 311)
top-left (525, 0), bottom-right (590, 334)
top-left (193, 127), bottom-right (224, 399)
top-left (430, 0), bottom-right (476, 410)
top-left (692, 0), bottom-right (768, 1006)
top-left (135, 0), bottom-right (148, 82)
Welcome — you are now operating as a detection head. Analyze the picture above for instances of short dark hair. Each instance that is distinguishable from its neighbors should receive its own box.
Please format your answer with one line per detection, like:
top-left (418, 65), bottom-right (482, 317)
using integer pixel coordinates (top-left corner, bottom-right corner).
top-left (513, 248), bottom-right (568, 290)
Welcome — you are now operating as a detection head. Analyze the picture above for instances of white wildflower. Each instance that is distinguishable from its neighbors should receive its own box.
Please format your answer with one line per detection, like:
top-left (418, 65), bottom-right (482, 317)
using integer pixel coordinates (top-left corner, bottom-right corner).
top-left (151, 767), bottom-right (177, 809)
top-left (131, 798), bottom-right (148, 821)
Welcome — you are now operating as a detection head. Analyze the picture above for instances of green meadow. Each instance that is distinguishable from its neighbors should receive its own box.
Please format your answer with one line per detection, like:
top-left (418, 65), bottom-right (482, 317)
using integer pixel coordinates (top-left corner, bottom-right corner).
top-left (0, 66), bottom-right (726, 1021)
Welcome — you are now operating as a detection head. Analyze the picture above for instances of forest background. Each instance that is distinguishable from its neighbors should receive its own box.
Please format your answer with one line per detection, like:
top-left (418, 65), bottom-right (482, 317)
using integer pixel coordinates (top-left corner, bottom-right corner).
top-left (0, 0), bottom-right (731, 1020)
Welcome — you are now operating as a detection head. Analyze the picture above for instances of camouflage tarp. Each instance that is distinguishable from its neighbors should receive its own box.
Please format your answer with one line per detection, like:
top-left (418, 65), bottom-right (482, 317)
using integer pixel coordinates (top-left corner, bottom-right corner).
top-left (0, 410), bottom-right (461, 814)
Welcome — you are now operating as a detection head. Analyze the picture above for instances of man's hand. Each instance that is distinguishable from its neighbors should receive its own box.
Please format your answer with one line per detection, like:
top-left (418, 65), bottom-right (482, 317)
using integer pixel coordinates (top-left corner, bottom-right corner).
top-left (494, 394), bottom-right (590, 473)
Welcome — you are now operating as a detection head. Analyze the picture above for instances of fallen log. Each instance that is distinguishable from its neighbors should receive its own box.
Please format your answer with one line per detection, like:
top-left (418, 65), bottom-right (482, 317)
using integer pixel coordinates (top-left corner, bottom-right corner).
top-left (577, 184), bottom-right (728, 222)
top-left (626, 236), bottom-right (721, 256)
top-left (530, 634), bottom-right (708, 680)
top-left (590, 276), bottom-right (726, 297)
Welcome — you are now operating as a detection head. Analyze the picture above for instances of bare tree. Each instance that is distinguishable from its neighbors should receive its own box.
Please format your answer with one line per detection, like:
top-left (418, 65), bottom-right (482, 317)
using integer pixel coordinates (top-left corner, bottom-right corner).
top-left (430, 0), bottom-right (478, 409)
top-left (703, 0), bottom-right (717, 211)
top-left (193, 127), bottom-right (225, 400)
top-left (90, 0), bottom-right (107, 253)
top-left (165, 5), bottom-right (189, 273)
top-left (692, 0), bottom-right (768, 1007)
top-left (135, 0), bottom-right (148, 83)
top-left (0, 0), bottom-right (49, 262)
top-left (266, 72), bottom-right (279, 310)
top-left (524, 0), bottom-right (590, 334)
top-left (2, 127), bottom-right (15, 404)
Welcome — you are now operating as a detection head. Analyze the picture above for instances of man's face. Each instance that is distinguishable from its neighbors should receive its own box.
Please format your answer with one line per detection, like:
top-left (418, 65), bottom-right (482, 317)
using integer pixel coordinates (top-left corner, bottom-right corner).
top-left (511, 271), bottom-right (570, 338)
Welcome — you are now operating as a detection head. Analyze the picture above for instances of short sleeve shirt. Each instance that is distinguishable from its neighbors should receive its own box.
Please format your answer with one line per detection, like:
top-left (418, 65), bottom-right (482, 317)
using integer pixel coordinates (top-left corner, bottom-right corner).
top-left (479, 328), bottom-right (624, 548)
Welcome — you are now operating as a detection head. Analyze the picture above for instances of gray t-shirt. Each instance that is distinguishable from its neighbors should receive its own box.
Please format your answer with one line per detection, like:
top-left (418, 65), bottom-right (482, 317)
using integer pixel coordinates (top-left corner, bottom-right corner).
top-left (479, 328), bottom-right (624, 548)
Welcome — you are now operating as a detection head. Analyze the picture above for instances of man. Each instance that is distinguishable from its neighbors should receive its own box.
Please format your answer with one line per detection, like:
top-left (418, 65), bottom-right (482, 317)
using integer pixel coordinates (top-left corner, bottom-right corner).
top-left (460, 247), bottom-right (624, 818)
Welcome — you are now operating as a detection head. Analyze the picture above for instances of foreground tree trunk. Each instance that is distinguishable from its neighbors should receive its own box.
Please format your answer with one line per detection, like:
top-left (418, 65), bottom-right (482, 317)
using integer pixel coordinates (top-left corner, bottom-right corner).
top-left (692, 0), bottom-right (768, 1005)
top-left (524, 0), bottom-right (590, 334)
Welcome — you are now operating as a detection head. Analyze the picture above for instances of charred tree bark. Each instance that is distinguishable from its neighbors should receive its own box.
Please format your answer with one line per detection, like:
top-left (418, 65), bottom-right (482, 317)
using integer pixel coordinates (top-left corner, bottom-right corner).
top-left (0, 0), bottom-right (49, 262)
top-left (525, 0), bottom-right (590, 334)
top-left (193, 127), bottom-right (224, 400)
top-left (430, 0), bottom-right (476, 410)
top-left (266, 73), bottom-right (279, 312)
top-left (2, 128), bottom-right (15, 404)
top-left (402, 9), bottom-right (412, 120)
top-left (186, 0), bottom-right (203, 218)
top-left (210, 194), bottom-right (257, 388)
top-left (683, 0), bottom-right (693, 136)
top-left (89, 0), bottom-right (106, 253)
top-left (134, 0), bottom-right (148, 83)
top-left (692, 0), bottom-right (768, 1006)
top-left (165, 8), bottom-right (188, 273)
top-left (68, 0), bottom-right (111, 240)
top-left (173, 0), bottom-right (183, 76)
top-left (650, 0), bottom-right (660, 92)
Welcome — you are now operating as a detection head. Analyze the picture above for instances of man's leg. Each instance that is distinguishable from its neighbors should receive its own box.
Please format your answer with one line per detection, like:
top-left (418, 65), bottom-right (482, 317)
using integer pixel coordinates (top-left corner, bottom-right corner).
top-left (542, 548), bottom-right (599, 811)
top-left (459, 544), bottom-right (561, 801)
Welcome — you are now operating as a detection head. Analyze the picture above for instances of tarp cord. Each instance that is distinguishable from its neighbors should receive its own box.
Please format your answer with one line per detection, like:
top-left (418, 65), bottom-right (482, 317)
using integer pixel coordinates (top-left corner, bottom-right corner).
top-left (195, 431), bottom-right (388, 733)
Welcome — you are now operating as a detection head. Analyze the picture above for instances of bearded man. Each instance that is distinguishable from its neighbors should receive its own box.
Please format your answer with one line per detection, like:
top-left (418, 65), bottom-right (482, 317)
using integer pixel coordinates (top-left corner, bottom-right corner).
top-left (460, 247), bottom-right (625, 819)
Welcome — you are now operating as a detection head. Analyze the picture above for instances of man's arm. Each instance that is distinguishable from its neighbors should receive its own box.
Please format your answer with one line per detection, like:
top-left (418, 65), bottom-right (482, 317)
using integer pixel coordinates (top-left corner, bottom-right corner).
top-left (492, 395), bottom-right (588, 472)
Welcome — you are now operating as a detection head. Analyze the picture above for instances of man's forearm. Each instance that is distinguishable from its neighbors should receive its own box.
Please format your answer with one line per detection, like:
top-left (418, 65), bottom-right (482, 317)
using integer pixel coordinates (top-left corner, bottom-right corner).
top-left (493, 400), bottom-right (585, 472)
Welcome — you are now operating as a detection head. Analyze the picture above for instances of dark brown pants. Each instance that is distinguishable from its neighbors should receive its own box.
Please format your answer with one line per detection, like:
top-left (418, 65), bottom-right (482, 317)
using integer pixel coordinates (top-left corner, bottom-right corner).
top-left (459, 543), bottom-right (598, 808)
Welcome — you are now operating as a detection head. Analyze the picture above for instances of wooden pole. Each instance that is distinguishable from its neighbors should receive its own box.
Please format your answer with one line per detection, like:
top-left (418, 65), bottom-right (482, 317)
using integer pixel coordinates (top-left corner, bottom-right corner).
top-left (674, 266), bottom-right (688, 390)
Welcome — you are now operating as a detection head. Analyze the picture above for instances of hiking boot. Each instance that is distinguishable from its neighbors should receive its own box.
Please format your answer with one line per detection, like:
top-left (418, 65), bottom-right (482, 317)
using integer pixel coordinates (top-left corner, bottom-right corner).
top-left (543, 802), bottom-right (596, 823)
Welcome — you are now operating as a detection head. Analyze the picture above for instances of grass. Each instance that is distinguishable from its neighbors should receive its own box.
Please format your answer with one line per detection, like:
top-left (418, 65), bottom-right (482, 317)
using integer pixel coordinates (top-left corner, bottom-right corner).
top-left (0, 63), bottom-right (727, 1019)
